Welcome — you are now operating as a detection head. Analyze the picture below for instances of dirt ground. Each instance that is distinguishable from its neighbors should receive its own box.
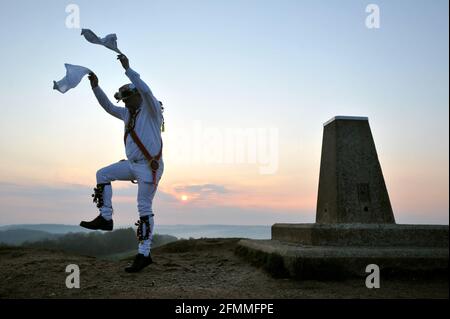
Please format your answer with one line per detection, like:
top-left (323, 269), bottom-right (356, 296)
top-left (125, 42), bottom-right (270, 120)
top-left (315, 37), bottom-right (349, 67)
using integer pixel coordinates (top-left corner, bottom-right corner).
top-left (0, 238), bottom-right (447, 299)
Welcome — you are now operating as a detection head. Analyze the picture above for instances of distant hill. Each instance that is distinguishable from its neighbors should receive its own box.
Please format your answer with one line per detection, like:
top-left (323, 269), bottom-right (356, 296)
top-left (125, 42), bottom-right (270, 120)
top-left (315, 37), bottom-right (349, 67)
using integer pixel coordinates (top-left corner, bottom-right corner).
top-left (0, 227), bottom-right (178, 257)
top-left (0, 229), bottom-right (59, 245)
top-left (24, 228), bottom-right (177, 257)
top-left (0, 224), bottom-right (88, 234)
top-left (0, 223), bottom-right (272, 239)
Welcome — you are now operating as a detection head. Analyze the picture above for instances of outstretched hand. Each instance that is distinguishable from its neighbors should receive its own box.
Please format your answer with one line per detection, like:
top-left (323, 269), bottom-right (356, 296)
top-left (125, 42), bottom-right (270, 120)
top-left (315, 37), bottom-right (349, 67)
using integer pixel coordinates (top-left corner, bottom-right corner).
top-left (117, 54), bottom-right (130, 70)
top-left (88, 72), bottom-right (98, 89)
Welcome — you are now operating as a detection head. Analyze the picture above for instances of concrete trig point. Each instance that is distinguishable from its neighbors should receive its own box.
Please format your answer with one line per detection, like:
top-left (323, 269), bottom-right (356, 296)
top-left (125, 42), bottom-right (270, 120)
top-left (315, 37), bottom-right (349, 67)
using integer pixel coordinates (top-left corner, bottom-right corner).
top-left (238, 116), bottom-right (448, 278)
top-left (317, 116), bottom-right (394, 224)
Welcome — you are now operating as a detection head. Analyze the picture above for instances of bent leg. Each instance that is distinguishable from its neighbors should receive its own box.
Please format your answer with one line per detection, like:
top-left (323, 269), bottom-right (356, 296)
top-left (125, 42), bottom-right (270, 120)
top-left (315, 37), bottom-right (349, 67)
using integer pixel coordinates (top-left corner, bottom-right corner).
top-left (95, 160), bottom-right (134, 220)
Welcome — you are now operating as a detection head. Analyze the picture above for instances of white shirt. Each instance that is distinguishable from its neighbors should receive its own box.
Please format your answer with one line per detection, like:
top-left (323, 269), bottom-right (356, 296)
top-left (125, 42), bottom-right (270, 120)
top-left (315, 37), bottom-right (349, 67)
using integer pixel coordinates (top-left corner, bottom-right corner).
top-left (93, 68), bottom-right (164, 180)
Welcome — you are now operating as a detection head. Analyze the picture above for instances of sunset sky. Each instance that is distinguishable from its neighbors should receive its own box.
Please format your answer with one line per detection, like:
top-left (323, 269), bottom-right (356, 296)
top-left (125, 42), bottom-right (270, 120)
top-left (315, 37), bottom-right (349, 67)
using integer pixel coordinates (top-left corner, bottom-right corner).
top-left (0, 0), bottom-right (448, 226)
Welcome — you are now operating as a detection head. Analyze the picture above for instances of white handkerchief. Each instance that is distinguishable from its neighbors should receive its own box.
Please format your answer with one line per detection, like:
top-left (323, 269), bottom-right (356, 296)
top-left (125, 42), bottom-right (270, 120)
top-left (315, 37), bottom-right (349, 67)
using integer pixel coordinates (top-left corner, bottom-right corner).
top-left (81, 29), bottom-right (122, 54)
top-left (53, 64), bottom-right (91, 93)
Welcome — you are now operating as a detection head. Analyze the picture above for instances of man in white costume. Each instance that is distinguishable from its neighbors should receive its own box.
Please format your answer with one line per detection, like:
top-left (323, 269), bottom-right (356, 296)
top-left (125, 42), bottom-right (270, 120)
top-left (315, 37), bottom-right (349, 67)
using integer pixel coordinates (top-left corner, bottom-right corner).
top-left (80, 54), bottom-right (164, 273)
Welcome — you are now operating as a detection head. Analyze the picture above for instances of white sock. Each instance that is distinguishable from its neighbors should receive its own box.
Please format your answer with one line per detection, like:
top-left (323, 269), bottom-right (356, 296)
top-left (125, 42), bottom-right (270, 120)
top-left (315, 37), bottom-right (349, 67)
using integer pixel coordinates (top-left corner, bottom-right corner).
top-left (137, 215), bottom-right (154, 256)
top-left (100, 210), bottom-right (113, 220)
top-left (138, 239), bottom-right (151, 257)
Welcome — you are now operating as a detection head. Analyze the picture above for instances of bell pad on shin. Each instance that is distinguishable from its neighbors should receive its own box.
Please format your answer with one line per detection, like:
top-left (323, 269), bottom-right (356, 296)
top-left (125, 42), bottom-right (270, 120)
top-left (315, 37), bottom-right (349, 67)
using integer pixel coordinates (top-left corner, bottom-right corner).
top-left (135, 215), bottom-right (153, 242)
top-left (91, 182), bottom-right (111, 208)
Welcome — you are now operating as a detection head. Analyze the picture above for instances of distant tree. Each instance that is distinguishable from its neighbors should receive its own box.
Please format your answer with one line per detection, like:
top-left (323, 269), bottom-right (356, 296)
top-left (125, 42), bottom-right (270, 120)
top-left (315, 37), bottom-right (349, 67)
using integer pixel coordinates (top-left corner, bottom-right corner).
top-left (24, 228), bottom-right (177, 257)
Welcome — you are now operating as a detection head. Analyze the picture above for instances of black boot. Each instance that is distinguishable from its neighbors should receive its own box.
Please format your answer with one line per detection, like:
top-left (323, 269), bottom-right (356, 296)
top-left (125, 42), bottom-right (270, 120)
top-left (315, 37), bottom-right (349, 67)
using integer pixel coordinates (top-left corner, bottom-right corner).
top-left (80, 215), bottom-right (113, 231)
top-left (125, 254), bottom-right (153, 273)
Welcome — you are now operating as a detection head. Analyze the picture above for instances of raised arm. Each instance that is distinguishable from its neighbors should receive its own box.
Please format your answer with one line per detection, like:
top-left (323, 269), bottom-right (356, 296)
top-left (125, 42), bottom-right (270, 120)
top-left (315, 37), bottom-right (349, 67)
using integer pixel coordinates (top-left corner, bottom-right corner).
top-left (88, 72), bottom-right (126, 120)
top-left (118, 55), bottom-right (161, 118)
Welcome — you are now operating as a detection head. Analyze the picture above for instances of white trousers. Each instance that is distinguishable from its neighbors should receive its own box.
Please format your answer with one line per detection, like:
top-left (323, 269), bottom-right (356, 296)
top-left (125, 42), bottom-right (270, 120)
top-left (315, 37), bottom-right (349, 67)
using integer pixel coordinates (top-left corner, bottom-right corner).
top-left (96, 159), bottom-right (162, 256)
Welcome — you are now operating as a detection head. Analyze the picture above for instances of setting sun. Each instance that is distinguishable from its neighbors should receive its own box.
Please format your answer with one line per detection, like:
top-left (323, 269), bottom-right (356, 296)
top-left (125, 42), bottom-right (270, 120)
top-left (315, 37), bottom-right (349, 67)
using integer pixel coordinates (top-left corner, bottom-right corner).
top-left (181, 195), bottom-right (189, 201)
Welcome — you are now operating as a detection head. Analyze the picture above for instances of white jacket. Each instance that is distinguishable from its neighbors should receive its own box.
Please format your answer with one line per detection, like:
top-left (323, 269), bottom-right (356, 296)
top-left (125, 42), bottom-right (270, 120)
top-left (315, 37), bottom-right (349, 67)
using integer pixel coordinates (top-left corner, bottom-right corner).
top-left (93, 67), bottom-right (164, 182)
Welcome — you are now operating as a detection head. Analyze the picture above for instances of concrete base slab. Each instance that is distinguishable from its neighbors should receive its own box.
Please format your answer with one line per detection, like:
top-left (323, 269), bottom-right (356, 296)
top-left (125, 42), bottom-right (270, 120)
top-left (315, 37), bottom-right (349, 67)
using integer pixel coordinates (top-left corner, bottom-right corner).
top-left (272, 223), bottom-right (449, 247)
top-left (236, 239), bottom-right (449, 279)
